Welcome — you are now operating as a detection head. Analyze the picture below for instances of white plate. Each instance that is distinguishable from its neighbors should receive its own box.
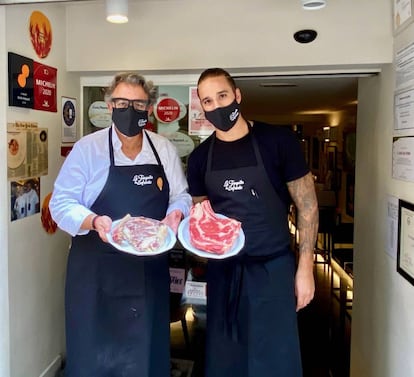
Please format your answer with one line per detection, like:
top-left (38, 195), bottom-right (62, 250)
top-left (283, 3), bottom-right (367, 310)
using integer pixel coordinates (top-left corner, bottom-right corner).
top-left (106, 218), bottom-right (176, 256)
top-left (177, 215), bottom-right (245, 259)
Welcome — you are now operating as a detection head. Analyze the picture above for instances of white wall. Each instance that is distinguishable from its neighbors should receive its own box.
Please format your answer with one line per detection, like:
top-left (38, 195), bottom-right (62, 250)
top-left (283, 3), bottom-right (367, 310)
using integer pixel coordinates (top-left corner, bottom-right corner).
top-left (0, 6), bottom-right (11, 377)
top-left (66, 0), bottom-right (393, 73)
top-left (350, 26), bottom-right (414, 376)
top-left (351, 65), bottom-right (395, 376)
top-left (2, 0), bottom-right (408, 376)
top-left (3, 4), bottom-right (78, 377)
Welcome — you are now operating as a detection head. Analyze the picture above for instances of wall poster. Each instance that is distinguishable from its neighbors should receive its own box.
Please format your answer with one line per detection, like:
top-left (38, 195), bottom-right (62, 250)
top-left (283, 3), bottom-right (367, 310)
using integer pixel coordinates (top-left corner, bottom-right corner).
top-left (10, 178), bottom-right (40, 222)
top-left (7, 122), bottom-right (48, 180)
top-left (33, 61), bottom-right (57, 112)
top-left (395, 41), bottom-right (414, 91)
top-left (397, 199), bottom-right (414, 286)
top-left (188, 86), bottom-right (214, 136)
top-left (394, 88), bottom-right (414, 130)
top-left (392, 136), bottom-right (414, 182)
top-left (8, 52), bottom-right (34, 108)
top-left (386, 195), bottom-right (399, 259)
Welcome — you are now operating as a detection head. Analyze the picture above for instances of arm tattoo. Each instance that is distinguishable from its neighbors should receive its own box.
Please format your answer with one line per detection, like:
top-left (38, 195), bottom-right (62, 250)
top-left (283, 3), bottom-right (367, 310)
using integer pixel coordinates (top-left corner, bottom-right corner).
top-left (287, 172), bottom-right (319, 256)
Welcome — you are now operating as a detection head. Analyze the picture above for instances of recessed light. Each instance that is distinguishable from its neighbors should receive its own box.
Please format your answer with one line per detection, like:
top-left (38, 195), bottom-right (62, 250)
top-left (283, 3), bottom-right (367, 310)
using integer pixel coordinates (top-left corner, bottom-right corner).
top-left (294, 29), bottom-right (318, 44)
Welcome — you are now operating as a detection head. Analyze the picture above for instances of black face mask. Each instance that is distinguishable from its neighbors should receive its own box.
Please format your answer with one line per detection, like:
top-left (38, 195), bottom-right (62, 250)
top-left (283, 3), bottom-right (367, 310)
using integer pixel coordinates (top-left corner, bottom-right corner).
top-left (204, 99), bottom-right (240, 132)
top-left (112, 107), bottom-right (148, 137)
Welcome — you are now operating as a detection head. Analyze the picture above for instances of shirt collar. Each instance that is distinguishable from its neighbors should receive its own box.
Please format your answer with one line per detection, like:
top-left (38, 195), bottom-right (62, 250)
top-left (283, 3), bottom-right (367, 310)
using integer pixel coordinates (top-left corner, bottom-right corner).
top-left (111, 126), bottom-right (150, 157)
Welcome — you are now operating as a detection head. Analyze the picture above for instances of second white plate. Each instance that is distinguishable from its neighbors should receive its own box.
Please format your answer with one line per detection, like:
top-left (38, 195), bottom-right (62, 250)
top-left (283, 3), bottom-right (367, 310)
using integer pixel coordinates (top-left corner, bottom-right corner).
top-left (177, 215), bottom-right (245, 259)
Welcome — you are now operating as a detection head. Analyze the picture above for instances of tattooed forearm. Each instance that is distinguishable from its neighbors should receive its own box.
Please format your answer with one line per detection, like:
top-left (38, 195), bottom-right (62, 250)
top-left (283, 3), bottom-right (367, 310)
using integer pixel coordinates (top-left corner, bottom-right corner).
top-left (287, 172), bottom-right (319, 256)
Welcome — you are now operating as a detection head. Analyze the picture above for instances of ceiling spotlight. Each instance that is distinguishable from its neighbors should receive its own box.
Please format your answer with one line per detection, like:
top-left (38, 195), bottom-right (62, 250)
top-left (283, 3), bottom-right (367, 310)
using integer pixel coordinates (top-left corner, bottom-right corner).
top-left (106, 0), bottom-right (128, 24)
top-left (301, 0), bottom-right (327, 10)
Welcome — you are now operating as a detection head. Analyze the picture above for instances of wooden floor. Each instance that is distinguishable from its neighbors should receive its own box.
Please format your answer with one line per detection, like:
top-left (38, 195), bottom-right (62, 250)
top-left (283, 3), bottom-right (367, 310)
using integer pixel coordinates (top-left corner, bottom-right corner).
top-left (170, 255), bottom-right (352, 377)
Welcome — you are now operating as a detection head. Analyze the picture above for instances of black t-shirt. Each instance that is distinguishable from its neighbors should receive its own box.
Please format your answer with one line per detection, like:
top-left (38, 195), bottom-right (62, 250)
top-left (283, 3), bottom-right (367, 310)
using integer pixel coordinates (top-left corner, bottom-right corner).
top-left (187, 121), bottom-right (310, 209)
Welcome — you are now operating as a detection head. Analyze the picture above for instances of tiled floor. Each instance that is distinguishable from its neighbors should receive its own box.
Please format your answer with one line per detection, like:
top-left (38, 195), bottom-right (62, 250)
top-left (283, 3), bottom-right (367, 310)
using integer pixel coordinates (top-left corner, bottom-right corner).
top-left (170, 256), bottom-right (352, 377)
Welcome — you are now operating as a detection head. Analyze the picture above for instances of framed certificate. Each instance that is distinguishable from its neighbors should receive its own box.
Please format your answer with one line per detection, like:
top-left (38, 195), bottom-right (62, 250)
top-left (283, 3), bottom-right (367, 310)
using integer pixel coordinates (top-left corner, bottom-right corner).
top-left (61, 96), bottom-right (77, 143)
top-left (397, 199), bottom-right (414, 285)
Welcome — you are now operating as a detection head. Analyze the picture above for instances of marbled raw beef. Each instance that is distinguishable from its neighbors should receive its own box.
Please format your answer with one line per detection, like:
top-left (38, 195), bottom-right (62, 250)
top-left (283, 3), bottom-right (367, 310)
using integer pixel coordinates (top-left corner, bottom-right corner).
top-left (112, 214), bottom-right (168, 252)
top-left (189, 200), bottom-right (241, 254)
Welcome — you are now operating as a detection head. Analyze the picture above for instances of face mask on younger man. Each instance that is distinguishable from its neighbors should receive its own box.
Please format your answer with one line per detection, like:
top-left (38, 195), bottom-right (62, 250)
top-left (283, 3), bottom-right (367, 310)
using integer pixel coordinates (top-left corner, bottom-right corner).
top-left (204, 99), bottom-right (240, 132)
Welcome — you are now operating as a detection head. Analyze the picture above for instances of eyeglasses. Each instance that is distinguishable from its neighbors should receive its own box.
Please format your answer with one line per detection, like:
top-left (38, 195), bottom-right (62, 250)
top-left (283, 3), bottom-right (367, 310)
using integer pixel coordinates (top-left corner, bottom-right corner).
top-left (111, 97), bottom-right (150, 111)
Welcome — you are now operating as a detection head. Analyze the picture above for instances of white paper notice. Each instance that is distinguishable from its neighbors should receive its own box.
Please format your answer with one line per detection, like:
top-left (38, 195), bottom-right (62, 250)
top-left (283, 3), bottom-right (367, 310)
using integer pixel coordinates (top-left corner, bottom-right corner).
top-left (386, 195), bottom-right (399, 259)
top-left (392, 136), bottom-right (414, 182)
top-left (183, 281), bottom-right (207, 305)
top-left (169, 267), bottom-right (186, 293)
top-left (395, 89), bottom-right (414, 130)
top-left (395, 42), bottom-right (414, 90)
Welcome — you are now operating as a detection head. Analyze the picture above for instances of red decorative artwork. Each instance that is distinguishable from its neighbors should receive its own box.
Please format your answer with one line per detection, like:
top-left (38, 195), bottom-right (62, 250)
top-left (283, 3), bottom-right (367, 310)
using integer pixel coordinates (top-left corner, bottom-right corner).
top-left (29, 11), bottom-right (52, 59)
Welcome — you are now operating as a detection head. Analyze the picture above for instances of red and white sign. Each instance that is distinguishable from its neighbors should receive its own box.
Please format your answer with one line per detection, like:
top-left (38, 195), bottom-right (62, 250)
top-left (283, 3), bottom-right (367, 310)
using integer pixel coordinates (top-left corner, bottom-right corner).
top-left (154, 97), bottom-right (186, 124)
top-left (33, 61), bottom-right (57, 112)
top-left (188, 87), bottom-right (214, 136)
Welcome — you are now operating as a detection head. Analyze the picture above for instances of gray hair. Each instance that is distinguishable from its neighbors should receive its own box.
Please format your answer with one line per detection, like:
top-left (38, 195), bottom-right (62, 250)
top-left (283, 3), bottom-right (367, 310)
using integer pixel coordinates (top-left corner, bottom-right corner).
top-left (104, 72), bottom-right (158, 105)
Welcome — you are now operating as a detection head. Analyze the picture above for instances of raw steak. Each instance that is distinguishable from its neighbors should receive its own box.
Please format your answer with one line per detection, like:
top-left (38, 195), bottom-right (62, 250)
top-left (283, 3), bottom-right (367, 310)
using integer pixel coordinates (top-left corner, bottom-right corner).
top-left (189, 200), bottom-right (241, 254)
top-left (112, 214), bottom-right (168, 252)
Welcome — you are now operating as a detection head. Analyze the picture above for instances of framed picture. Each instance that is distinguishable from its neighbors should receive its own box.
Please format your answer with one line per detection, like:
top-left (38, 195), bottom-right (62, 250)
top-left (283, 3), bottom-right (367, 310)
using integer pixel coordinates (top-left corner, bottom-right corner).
top-left (394, 0), bottom-right (414, 35)
top-left (61, 96), bottom-right (77, 143)
top-left (397, 199), bottom-right (414, 286)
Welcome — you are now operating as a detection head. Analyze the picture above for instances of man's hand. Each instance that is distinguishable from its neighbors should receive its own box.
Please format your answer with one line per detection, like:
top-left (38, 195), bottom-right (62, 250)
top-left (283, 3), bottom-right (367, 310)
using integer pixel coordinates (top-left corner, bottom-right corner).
top-left (93, 215), bottom-right (112, 243)
top-left (295, 258), bottom-right (315, 311)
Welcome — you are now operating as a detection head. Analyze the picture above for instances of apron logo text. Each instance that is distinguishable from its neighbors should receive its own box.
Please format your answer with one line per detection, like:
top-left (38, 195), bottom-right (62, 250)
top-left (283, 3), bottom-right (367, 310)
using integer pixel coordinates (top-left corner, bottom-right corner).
top-left (223, 179), bottom-right (244, 192)
top-left (132, 174), bottom-right (153, 186)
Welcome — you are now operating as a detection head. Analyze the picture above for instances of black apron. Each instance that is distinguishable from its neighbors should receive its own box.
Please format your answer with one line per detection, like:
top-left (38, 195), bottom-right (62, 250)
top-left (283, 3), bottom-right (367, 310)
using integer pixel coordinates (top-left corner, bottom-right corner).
top-left (65, 129), bottom-right (170, 377)
top-left (204, 128), bottom-right (302, 377)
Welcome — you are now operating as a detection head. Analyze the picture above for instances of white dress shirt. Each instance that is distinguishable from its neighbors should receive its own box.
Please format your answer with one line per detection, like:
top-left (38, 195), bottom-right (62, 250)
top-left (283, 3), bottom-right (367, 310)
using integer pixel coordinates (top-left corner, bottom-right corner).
top-left (26, 188), bottom-right (39, 215)
top-left (50, 127), bottom-right (191, 236)
top-left (14, 193), bottom-right (27, 219)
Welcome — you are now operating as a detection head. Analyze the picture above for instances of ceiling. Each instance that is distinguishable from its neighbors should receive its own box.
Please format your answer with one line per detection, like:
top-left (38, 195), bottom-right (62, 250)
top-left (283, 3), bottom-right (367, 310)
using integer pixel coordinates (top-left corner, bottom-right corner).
top-left (0, 0), bottom-right (84, 3)
top-left (232, 74), bottom-right (360, 136)
top-left (0, 0), bottom-right (366, 136)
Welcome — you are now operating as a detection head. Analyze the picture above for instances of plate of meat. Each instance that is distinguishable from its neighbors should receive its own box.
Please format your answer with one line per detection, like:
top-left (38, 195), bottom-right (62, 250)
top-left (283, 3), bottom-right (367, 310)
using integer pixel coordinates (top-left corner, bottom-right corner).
top-left (107, 214), bottom-right (176, 256)
top-left (177, 200), bottom-right (245, 259)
